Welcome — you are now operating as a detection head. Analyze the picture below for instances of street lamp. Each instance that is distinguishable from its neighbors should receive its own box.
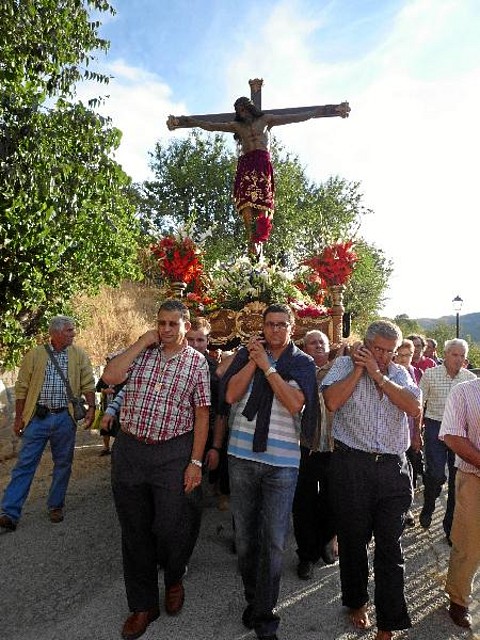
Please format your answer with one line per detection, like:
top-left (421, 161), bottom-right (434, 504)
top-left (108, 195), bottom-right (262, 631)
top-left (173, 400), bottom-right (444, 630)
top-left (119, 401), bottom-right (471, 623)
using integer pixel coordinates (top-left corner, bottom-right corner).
top-left (452, 295), bottom-right (463, 338)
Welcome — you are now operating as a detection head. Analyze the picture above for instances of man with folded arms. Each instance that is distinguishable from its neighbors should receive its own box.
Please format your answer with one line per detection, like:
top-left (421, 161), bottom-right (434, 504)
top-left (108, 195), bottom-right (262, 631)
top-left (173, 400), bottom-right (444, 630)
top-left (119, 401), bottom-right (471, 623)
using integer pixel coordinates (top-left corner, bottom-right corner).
top-left (103, 299), bottom-right (210, 640)
top-left (221, 303), bottom-right (318, 640)
top-left (439, 378), bottom-right (480, 630)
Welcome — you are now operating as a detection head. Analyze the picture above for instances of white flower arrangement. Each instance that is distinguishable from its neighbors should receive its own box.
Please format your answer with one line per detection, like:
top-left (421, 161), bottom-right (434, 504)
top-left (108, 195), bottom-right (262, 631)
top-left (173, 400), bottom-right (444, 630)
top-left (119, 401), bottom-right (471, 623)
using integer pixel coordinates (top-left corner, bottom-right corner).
top-left (208, 256), bottom-right (317, 311)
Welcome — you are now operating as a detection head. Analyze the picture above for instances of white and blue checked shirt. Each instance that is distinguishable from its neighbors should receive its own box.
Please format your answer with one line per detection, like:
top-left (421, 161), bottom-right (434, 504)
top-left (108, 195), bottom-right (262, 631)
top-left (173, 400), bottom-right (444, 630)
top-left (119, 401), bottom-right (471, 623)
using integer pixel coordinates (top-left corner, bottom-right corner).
top-left (321, 356), bottom-right (421, 455)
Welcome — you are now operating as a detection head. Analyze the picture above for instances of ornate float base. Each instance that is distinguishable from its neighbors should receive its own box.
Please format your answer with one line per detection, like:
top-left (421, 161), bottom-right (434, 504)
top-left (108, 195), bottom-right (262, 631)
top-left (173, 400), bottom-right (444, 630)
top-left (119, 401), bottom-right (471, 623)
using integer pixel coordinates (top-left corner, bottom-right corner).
top-left (208, 301), bottom-right (337, 346)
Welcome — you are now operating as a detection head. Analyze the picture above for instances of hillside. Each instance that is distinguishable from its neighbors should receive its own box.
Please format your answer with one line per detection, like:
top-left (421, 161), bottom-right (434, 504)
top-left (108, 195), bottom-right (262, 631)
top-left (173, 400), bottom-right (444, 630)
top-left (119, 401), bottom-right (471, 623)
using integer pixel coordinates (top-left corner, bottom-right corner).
top-left (417, 312), bottom-right (480, 342)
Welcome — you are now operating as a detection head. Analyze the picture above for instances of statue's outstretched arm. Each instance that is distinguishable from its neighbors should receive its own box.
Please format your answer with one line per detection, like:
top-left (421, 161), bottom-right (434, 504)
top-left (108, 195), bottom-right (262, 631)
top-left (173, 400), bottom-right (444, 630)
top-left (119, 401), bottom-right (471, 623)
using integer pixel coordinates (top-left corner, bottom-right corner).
top-left (266, 102), bottom-right (350, 128)
top-left (167, 115), bottom-right (237, 133)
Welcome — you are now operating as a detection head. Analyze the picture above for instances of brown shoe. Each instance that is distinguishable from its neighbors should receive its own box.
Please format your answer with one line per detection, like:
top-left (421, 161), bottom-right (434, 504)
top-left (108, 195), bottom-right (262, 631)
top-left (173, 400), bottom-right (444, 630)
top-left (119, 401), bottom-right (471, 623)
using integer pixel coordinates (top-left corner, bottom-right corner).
top-left (448, 601), bottom-right (472, 629)
top-left (48, 508), bottom-right (64, 523)
top-left (165, 582), bottom-right (185, 615)
top-left (0, 514), bottom-right (17, 531)
top-left (121, 607), bottom-right (160, 639)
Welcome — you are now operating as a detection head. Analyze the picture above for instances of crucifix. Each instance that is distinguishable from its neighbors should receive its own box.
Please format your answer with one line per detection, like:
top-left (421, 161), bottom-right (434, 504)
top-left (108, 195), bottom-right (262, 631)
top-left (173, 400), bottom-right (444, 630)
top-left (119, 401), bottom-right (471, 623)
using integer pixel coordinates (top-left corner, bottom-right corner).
top-left (167, 78), bottom-right (350, 259)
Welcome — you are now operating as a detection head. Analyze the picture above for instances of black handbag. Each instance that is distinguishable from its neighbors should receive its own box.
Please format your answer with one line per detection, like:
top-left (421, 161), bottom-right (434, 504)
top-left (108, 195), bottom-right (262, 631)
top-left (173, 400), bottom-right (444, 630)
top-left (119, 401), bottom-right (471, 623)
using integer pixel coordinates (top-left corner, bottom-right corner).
top-left (44, 345), bottom-right (87, 422)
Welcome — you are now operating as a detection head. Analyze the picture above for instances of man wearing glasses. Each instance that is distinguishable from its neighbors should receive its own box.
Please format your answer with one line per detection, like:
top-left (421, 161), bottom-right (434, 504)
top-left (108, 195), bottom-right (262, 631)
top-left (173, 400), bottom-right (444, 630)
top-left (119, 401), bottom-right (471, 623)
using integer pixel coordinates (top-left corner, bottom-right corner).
top-left (221, 303), bottom-right (318, 640)
top-left (322, 320), bottom-right (422, 640)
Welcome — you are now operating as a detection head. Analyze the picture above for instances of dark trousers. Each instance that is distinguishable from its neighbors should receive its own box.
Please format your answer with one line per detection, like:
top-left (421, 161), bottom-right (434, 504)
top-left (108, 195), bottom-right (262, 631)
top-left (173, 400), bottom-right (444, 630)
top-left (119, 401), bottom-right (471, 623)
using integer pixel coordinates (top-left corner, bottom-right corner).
top-left (111, 430), bottom-right (202, 611)
top-left (330, 446), bottom-right (413, 632)
top-left (292, 448), bottom-right (335, 563)
top-left (423, 417), bottom-right (456, 536)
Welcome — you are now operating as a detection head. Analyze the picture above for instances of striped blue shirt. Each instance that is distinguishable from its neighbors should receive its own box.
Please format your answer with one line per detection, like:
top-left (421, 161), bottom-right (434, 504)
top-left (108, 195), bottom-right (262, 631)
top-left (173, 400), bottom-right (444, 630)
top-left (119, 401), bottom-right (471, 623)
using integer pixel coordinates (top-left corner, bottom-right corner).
top-left (228, 379), bottom-right (302, 468)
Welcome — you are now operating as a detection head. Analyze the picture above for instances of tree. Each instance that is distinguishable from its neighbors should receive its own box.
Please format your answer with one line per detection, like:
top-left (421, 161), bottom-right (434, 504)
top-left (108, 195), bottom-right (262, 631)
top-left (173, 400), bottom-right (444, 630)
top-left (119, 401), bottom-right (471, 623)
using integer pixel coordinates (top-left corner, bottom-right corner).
top-left (142, 131), bottom-right (392, 325)
top-left (0, 1), bottom-right (142, 368)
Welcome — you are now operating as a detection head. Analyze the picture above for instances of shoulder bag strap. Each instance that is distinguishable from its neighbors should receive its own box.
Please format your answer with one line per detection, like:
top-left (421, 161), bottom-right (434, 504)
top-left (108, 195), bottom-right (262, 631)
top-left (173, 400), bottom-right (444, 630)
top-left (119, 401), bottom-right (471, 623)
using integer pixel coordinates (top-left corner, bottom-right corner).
top-left (44, 344), bottom-right (75, 402)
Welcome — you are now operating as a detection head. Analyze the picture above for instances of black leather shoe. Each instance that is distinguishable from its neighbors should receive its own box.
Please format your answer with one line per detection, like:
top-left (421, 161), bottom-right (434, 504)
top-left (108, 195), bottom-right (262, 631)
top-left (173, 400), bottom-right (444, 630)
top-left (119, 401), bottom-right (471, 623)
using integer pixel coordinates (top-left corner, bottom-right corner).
top-left (448, 601), bottom-right (472, 629)
top-left (121, 606), bottom-right (160, 639)
top-left (419, 510), bottom-right (432, 529)
top-left (0, 514), bottom-right (17, 531)
top-left (297, 559), bottom-right (313, 579)
top-left (242, 604), bottom-right (255, 629)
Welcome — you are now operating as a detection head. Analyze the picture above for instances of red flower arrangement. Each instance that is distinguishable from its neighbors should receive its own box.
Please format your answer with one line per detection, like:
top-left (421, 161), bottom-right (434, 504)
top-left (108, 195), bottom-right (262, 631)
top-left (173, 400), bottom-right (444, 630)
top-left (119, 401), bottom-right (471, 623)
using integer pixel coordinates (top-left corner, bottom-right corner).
top-left (303, 241), bottom-right (357, 287)
top-left (151, 233), bottom-right (203, 285)
top-left (291, 301), bottom-right (329, 319)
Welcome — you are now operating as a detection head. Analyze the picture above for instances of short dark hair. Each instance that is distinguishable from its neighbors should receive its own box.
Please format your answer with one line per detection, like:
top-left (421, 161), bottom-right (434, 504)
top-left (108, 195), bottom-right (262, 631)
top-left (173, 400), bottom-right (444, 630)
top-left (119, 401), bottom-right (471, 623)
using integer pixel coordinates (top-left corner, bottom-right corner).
top-left (158, 299), bottom-right (190, 322)
top-left (406, 334), bottom-right (426, 348)
top-left (263, 303), bottom-right (294, 325)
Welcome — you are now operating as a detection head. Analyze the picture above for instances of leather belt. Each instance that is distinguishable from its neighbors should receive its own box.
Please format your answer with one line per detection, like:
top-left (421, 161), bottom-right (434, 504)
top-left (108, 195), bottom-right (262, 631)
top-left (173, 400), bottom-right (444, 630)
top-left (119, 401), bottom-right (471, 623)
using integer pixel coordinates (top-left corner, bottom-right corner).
top-left (334, 439), bottom-right (401, 463)
top-left (122, 429), bottom-right (160, 445)
top-left (48, 407), bottom-right (68, 414)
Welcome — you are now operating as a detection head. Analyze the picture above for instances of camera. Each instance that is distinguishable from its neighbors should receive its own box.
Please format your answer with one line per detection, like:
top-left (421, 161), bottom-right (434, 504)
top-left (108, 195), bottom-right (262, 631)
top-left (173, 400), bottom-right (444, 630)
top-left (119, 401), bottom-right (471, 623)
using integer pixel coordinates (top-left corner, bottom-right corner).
top-left (35, 404), bottom-right (48, 419)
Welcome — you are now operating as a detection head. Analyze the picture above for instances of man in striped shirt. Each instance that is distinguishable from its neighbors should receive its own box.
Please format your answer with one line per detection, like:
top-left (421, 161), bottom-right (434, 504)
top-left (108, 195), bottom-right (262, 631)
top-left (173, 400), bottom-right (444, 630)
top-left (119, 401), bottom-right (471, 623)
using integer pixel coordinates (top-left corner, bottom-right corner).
top-left (222, 303), bottom-right (318, 640)
top-left (102, 299), bottom-right (210, 640)
top-left (418, 339), bottom-right (476, 539)
top-left (322, 320), bottom-right (422, 640)
top-left (439, 378), bottom-right (480, 630)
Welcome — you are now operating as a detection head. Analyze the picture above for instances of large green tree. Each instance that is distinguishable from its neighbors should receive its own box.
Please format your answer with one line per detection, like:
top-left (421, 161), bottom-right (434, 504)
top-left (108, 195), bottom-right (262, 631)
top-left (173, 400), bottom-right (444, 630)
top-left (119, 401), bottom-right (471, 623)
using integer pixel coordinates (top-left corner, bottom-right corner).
top-left (0, 1), bottom-right (142, 367)
top-left (141, 131), bottom-right (392, 326)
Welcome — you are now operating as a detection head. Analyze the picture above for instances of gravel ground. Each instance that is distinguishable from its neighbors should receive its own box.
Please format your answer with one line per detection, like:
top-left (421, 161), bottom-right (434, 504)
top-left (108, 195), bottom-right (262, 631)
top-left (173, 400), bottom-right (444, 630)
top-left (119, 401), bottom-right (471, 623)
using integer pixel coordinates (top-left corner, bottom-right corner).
top-left (0, 430), bottom-right (478, 640)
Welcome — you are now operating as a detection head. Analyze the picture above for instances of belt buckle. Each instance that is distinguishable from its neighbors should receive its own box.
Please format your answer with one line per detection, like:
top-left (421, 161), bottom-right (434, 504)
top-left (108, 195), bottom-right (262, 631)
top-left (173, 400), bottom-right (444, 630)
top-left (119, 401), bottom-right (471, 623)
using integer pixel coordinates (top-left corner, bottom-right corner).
top-left (374, 453), bottom-right (382, 462)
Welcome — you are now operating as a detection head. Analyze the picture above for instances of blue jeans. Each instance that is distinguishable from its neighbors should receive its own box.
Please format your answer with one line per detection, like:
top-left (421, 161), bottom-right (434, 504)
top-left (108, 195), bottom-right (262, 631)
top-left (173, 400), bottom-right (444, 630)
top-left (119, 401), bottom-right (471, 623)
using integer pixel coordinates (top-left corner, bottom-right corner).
top-left (1, 410), bottom-right (76, 522)
top-left (423, 417), bottom-right (456, 536)
top-left (229, 456), bottom-right (298, 638)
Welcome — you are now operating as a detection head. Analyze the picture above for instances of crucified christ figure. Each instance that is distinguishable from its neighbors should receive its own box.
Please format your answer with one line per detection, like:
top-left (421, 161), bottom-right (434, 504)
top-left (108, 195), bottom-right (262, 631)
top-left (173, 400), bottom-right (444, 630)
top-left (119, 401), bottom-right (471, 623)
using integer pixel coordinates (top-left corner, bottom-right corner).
top-left (167, 82), bottom-right (350, 259)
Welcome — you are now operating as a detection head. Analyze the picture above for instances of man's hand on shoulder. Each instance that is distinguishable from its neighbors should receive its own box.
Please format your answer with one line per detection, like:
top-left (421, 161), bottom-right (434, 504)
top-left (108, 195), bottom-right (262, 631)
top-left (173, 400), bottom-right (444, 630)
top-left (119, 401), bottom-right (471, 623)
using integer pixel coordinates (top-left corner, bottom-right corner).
top-left (138, 329), bottom-right (160, 349)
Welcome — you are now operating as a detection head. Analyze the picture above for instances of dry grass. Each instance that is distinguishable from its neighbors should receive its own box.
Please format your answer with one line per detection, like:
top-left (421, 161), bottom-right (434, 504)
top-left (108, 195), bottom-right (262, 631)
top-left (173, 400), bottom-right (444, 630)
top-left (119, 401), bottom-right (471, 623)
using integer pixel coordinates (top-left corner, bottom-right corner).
top-left (72, 281), bottom-right (161, 367)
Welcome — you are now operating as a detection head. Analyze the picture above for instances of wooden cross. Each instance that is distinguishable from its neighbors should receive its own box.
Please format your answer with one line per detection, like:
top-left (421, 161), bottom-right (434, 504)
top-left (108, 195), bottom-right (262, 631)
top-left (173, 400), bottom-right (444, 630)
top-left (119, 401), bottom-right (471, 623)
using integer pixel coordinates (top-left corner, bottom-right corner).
top-left (170, 78), bottom-right (349, 125)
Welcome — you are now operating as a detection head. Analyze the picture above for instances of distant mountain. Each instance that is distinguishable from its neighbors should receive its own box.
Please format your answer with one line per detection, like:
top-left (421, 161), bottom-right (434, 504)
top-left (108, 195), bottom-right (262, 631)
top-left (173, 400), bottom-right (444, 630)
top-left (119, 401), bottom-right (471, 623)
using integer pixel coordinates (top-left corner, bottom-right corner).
top-left (416, 312), bottom-right (480, 342)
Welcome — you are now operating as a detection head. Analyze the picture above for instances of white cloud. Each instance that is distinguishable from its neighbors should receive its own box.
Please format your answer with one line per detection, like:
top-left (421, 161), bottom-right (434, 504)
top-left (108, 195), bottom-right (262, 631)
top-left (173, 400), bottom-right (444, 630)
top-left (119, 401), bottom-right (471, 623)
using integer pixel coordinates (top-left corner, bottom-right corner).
top-left (77, 60), bottom-right (186, 182)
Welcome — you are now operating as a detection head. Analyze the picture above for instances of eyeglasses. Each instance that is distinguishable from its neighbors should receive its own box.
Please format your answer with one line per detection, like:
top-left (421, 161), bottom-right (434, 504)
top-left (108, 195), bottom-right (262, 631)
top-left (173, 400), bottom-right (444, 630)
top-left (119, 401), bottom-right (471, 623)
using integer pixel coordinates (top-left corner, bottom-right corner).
top-left (264, 321), bottom-right (290, 331)
top-left (370, 345), bottom-right (396, 357)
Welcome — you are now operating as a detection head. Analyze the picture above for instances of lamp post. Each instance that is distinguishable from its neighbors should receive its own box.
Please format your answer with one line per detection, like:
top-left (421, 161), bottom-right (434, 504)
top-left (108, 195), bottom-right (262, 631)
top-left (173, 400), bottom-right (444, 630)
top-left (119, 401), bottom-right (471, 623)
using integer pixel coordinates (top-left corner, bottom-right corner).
top-left (452, 295), bottom-right (463, 338)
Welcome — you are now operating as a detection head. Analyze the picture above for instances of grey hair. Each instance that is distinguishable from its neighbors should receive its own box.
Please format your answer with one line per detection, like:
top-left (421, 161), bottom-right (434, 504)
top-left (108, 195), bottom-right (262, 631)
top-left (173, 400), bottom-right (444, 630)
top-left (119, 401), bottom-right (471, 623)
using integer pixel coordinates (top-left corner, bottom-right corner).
top-left (365, 320), bottom-right (402, 345)
top-left (304, 330), bottom-right (330, 352)
top-left (49, 315), bottom-right (75, 334)
top-left (444, 338), bottom-right (469, 356)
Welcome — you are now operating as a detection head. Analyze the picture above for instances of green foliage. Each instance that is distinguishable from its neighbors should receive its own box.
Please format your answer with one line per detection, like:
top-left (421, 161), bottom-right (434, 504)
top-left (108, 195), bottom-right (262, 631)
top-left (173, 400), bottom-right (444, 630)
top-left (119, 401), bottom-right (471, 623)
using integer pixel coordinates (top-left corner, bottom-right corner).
top-left (0, 1), bottom-right (142, 368)
top-left (142, 131), bottom-right (240, 266)
top-left (341, 241), bottom-right (393, 332)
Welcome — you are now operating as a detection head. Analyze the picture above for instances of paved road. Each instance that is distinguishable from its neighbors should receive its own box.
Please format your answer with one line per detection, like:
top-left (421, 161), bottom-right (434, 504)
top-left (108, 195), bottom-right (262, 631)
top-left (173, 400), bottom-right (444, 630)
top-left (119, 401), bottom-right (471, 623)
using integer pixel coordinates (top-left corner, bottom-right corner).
top-left (0, 434), bottom-right (478, 640)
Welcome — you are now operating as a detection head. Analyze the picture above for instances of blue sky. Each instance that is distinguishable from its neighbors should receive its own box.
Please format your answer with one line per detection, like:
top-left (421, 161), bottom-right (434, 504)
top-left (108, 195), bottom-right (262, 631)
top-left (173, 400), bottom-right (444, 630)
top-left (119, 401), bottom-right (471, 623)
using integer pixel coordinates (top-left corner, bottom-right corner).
top-left (81, 0), bottom-right (480, 321)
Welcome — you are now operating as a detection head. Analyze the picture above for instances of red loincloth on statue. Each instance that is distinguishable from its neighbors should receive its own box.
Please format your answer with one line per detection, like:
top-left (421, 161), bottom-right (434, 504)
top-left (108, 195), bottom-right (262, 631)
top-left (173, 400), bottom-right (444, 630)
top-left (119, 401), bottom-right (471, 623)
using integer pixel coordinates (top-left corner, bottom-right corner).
top-left (233, 149), bottom-right (275, 216)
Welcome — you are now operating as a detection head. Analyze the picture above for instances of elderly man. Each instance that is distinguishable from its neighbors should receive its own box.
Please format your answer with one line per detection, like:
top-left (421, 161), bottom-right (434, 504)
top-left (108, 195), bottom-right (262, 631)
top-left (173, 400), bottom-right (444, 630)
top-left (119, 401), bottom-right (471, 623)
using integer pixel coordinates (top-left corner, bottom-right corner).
top-left (102, 299), bottom-right (210, 640)
top-left (418, 339), bottom-right (476, 540)
top-left (0, 316), bottom-right (95, 531)
top-left (221, 303), bottom-right (318, 640)
top-left (293, 330), bottom-right (337, 580)
top-left (439, 378), bottom-right (480, 630)
top-left (322, 320), bottom-right (421, 640)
